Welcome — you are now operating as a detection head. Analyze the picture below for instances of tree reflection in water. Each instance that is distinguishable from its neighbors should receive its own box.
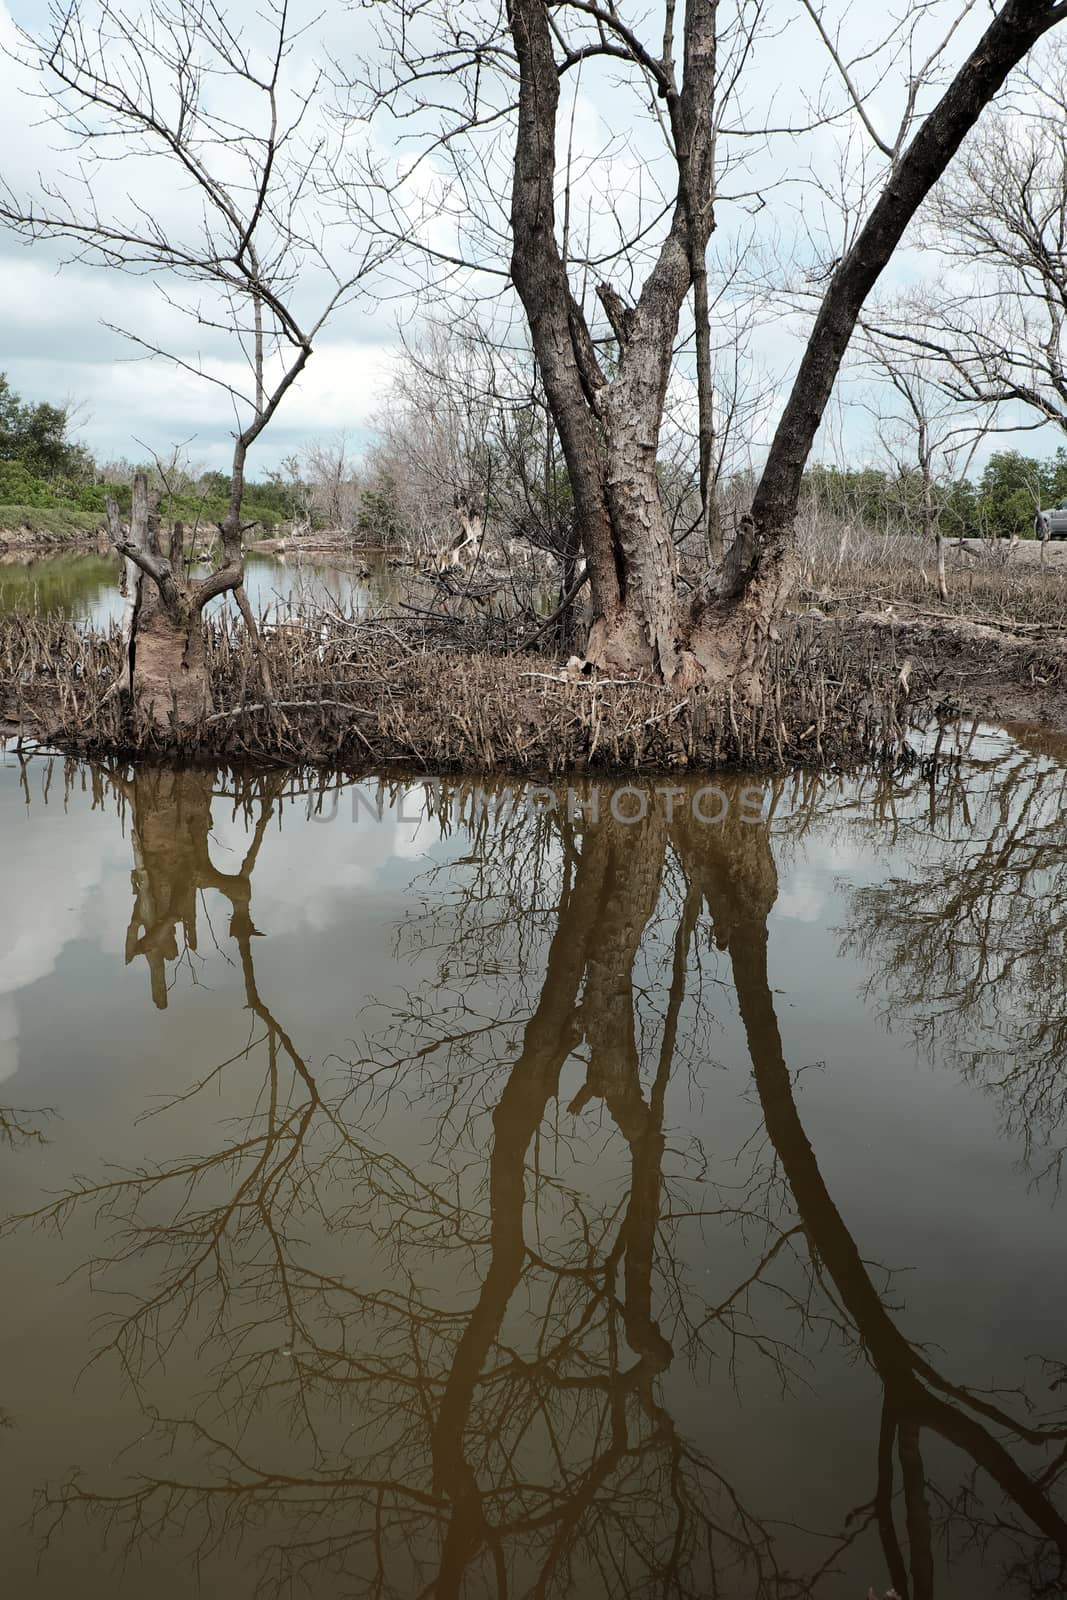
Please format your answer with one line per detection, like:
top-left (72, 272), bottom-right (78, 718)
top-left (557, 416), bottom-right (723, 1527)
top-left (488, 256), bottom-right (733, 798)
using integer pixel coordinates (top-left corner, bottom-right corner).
top-left (844, 729), bottom-right (1067, 1188)
top-left (0, 1104), bottom-right (50, 1434)
top-left (5, 755), bottom-right (1067, 1598)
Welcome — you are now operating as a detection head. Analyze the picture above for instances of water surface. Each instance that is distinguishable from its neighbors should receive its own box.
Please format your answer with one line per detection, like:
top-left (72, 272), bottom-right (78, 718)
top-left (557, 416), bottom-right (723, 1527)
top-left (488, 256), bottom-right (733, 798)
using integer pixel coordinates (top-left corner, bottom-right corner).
top-left (0, 548), bottom-right (399, 628)
top-left (1, 731), bottom-right (1065, 1597)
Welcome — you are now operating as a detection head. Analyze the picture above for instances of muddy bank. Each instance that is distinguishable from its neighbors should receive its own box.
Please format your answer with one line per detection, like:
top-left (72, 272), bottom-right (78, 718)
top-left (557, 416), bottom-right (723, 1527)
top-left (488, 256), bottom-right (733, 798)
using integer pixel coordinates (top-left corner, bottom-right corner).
top-left (3, 599), bottom-right (1065, 772)
top-left (0, 610), bottom-right (947, 773)
top-left (822, 599), bottom-right (1067, 732)
top-left (0, 525), bottom-right (104, 555)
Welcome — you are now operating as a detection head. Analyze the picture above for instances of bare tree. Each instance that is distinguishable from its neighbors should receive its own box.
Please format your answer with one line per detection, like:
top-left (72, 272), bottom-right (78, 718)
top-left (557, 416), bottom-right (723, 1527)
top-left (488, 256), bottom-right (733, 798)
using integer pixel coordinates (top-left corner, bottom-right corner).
top-left (359, 0), bottom-right (1067, 690)
top-left (302, 432), bottom-right (361, 533)
top-left (857, 331), bottom-right (992, 600)
top-left (0, 0), bottom-right (386, 729)
top-left (367, 322), bottom-right (498, 564)
top-left (899, 44), bottom-right (1067, 439)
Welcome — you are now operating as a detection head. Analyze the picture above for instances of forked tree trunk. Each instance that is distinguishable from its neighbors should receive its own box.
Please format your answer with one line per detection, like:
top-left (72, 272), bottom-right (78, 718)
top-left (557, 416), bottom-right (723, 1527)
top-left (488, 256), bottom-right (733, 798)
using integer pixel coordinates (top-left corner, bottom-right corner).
top-left (507, 0), bottom-right (1067, 691)
top-left (107, 476), bottom-right (211, 731)
top-left (107, 472), bottom-right (239, 734)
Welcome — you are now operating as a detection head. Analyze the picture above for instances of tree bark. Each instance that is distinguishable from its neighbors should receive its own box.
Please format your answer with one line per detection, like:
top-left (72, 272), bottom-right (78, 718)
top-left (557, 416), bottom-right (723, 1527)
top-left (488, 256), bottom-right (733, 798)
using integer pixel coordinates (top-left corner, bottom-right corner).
top-left (109, 472), bottom-right (232, 733)
top-left (509, 0), bottom-right (718, 682)
top-left (128, 596), bottom-right (210, 731)
top-left (694, 0), bottom-right (1067, 684)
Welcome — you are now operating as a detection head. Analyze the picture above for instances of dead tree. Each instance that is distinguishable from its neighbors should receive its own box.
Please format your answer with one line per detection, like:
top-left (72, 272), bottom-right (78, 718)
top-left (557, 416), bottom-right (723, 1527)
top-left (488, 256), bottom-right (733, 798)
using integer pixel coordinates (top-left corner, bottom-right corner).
top-left (856, 331), bottom-right (994, 602)
top-left (514, 1), bottom-right (1067, 687)
top-left (0, 0), bottom-right (386, 731)
top-left (442, 489), bottom-right (486, 569)
top-left (301, 434), bottom-right (361, 533)
top-left (893, 45), bottom-right (1067, 439)
top-left (365, 1), bottom-right (1067, 689)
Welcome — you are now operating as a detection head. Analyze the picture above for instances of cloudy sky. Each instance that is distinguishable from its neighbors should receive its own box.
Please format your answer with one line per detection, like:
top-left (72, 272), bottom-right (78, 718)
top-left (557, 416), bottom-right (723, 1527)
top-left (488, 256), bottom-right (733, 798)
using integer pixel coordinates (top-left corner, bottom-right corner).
top-left (0, 0), bottom-right (408, 473)
top-left (0, 0), bottom-right (1057, 481)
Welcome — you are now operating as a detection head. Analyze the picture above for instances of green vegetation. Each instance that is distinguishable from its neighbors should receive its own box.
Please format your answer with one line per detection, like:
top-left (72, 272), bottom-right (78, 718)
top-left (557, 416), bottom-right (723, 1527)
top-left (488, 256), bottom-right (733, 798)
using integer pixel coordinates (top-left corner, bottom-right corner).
top-left (355, 477), bottom-right (409, 544)
top-left (0, 375), bottom-right (299, 540)
top-left (0, 505), bottom-right (104, 536)
top-left (0, 374), bottom-right (93, 481)
top-left (0, 374), bottom-right (99, 535)
top-left (4, 367), bottom-right (1066, 550)
top-left (804, 448), bottom-right (1067, 539)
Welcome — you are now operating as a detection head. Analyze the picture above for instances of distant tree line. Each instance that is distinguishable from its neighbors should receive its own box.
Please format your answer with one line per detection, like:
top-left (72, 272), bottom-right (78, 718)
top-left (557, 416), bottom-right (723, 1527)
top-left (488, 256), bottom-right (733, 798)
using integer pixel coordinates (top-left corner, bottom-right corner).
top-left (0, 373), bottom-right (297, 534)
top-left (0, 373), bottom-right (94, 503)
top-left (7, 358), bottom-right (1066, 554)
top-left (804, 449), bottom-right (1067, 540)
top-left (2, 0), bottom-right (1067, 718)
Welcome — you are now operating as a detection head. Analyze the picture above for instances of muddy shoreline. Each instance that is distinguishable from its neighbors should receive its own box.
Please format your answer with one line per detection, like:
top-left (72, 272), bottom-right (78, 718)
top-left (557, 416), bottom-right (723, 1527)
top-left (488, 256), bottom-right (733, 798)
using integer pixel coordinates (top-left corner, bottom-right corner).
top-left (4, 604), bottom-right (1066, 773)
top-left (0, 530), bottom-right (102, 554)
top-left (830, 604), bottom-right (1067, 735)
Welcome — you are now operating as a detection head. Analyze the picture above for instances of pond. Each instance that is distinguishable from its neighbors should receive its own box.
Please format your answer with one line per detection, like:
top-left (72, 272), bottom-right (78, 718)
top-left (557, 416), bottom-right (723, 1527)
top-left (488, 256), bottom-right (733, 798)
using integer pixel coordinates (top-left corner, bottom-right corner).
top-left (1, 727), bottom-right (1065, 1597)
top-left (0, 548), bottom-right (403, 627)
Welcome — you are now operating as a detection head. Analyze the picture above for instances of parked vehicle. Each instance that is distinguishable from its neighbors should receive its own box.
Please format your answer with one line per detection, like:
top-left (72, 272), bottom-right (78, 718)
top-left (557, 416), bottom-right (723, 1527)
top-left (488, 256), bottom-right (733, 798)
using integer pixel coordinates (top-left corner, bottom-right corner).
top-left (1035, 506), bottom-right (1067, 538)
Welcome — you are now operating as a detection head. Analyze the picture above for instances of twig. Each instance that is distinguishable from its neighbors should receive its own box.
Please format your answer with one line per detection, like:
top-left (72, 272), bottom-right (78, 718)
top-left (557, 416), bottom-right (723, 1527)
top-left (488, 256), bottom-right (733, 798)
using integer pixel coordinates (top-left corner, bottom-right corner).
top-left (205, 699), bottom-right (370, 723)
top-left (519, 565), bottom-right (589, 649)
top-left (518, 672), bottom-right (650, 688)
top-left (644, 697), bottom-right (690, 726)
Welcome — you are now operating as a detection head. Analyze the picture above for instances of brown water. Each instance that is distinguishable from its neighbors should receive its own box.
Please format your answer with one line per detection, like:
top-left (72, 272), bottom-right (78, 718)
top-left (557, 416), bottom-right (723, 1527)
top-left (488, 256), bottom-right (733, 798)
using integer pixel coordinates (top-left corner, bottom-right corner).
top-left (1, 730), bottom-right (1066, 1597)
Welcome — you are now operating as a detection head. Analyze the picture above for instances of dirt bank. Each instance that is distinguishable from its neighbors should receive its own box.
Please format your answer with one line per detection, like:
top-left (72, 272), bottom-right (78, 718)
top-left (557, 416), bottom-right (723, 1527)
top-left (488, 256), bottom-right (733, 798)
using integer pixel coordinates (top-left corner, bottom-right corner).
top-left (0, 525), bottom-right (104, 554)
top-left (3, 601), bottom-right (1055, 775)
top-left (804, 594), bottom-right (1067, 734)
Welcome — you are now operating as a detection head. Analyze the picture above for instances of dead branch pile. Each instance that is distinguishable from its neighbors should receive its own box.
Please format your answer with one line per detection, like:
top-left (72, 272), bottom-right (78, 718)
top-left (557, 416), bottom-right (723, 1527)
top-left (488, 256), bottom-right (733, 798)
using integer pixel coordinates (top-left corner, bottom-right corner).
top-left (0, 608), bottom-right (931, 772)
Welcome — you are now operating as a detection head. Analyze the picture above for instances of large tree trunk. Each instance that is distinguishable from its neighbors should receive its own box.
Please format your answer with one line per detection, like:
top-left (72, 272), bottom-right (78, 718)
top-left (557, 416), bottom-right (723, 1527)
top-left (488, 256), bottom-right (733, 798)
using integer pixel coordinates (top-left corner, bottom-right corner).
top-left (107, 469), bottom-right (256, 735)
top-left (508, 0), bottom-right (1067, 692)
top-left (129, 595), bottom-right (210, 732)
top-left (108, 475), bottom-right (213, 733)
top-left (509, 0), bottom-right (714, 683)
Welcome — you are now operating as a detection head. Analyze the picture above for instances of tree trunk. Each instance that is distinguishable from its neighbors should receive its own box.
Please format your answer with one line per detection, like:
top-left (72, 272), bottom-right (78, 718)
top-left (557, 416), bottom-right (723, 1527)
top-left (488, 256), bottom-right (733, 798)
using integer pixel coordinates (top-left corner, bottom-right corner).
top-left (106, 461), bottom-right (269, 735)
top-left (935, 529), bottom-right (948, 603)
top-left (108, 475), bottom-right (213, 733)
top-left (129, 594), bottom-right (210, 732)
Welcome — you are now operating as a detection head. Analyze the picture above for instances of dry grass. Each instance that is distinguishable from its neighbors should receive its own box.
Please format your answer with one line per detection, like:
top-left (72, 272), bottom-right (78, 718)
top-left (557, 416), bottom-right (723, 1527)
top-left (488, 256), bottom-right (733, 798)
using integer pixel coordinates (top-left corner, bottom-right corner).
top-left (7, 514), bottom-right (1066, 772)
top-left (0, 608), bottom-right (925, 774)
top-left (796, 514), bottom-right (1067, 629)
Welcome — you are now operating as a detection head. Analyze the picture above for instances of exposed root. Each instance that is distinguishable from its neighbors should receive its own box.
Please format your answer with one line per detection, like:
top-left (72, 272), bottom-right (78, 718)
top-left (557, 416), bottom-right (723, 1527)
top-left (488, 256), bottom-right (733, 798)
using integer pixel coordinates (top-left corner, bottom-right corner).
top-left (0, 608), bottom-right (928, 773)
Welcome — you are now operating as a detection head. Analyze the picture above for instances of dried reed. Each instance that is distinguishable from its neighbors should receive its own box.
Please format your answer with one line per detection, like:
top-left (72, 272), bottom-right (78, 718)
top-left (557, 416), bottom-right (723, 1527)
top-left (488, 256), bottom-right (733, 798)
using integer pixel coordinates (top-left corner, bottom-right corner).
top-left (0, 606), bottom-right (931, 774)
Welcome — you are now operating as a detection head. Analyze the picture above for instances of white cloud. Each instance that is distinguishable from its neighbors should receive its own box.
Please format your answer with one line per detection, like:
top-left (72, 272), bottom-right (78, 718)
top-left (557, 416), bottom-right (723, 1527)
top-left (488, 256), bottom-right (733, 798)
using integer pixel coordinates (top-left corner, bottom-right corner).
top-left (0, 777), bottom-right (120, 1081)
